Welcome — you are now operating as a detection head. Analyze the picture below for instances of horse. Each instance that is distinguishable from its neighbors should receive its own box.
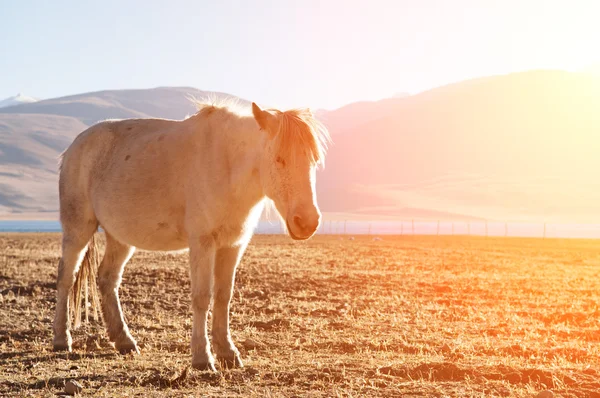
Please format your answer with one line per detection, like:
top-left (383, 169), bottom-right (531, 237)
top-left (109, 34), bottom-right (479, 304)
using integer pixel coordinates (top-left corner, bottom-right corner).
top-left (52, 100), bottom-right (329, 371)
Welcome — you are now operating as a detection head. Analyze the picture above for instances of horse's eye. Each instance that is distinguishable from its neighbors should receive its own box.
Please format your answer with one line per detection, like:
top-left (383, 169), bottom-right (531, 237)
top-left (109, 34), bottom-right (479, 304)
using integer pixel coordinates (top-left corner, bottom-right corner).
top-left (276, 156), bottom-right (286, 167)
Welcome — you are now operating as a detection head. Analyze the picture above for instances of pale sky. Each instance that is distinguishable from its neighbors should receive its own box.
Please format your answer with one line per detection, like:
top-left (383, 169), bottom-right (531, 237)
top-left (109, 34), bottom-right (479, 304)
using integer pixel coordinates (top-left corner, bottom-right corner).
top-left (1, 0), bottom-right (599, 109)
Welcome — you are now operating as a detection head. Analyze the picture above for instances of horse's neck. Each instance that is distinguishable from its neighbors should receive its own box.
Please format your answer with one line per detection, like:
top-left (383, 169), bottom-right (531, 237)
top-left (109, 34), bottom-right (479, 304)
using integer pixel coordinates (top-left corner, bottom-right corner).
top-left (222, 116), bottom-right (266, 208)
top-left (186, 112), bottom-right (266, 231)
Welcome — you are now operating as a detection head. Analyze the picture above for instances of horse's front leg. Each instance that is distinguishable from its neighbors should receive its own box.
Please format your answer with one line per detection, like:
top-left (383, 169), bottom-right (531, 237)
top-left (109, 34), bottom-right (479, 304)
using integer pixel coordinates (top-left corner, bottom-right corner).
top-left (189, 237), bottom-right (217, 371)
top-left (212, 244), bottom-right (246, 368)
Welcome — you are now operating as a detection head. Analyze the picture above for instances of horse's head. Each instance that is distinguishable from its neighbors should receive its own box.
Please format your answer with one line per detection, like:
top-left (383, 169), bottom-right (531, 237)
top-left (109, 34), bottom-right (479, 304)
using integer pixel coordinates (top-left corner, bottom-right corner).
top-left (252, 103), bottom-right (330, 240)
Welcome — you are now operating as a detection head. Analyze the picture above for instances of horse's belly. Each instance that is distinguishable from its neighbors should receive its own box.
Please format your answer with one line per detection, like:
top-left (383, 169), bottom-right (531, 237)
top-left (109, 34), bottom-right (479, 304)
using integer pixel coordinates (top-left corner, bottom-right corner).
top-left (96, 205), bottom-right (189, 251)
top-left (105, 221), bottom-right (189, 251)
top-left (124, 226), bottom-right (189, 251)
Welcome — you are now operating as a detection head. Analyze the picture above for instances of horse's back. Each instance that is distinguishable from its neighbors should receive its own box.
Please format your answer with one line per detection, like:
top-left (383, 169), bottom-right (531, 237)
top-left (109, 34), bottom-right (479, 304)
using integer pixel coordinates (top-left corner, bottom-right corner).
top-left (59, 118), bottom-right (194, 250)
top-left (61, 117), bottom-right (191, 188)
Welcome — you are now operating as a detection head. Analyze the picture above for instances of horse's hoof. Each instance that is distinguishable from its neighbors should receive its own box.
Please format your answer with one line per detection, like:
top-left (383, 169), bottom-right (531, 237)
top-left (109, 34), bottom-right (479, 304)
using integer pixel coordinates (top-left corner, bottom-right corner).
top-left (53, 335), bottom-right (72, 352)
top-left (192, 361), bottom-right (217, 372)
top-left (52, 343), bottom-right (72, 352)
top-left (118, 345), bottom-right (140, 355)
top-left (219, 355), bottom-right (243, 369)
top-left (117, 342), bottom-right (140, 355)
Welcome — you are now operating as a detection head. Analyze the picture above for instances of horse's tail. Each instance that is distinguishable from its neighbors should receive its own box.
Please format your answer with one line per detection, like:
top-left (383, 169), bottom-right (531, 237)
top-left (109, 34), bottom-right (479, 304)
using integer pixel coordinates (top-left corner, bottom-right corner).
top-left (70, 233), bottom-right (101, 329)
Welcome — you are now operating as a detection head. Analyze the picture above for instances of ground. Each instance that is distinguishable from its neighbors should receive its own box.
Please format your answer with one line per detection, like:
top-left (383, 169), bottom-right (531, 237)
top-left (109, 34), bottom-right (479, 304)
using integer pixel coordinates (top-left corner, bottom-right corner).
top-left (1, 233), bottom-right (600, 397)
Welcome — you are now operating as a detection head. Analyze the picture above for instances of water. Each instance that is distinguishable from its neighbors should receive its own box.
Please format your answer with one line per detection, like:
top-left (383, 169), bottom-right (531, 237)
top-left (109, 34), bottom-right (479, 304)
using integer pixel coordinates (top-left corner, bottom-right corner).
top-left (0, 220), bottom-right (62, 232)
top-left (1, 220), bottom-right (600, 239)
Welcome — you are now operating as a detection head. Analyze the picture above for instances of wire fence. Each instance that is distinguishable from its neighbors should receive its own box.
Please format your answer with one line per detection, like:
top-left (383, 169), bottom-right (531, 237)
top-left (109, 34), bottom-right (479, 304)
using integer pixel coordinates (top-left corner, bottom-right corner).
top-left (256, 220), bottom-right (600, 239)
top-left (2, 220), bottom-right (600, 239)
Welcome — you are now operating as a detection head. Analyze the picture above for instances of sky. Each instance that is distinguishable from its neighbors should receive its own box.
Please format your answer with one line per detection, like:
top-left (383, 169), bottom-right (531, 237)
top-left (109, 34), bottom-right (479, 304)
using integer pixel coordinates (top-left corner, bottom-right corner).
top-left (1, 0), bottom-right (599, 110)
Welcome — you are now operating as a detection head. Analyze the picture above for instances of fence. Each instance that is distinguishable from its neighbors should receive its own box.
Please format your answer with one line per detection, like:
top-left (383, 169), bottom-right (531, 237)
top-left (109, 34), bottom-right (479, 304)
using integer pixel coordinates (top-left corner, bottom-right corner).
top-left (2, 220), bottom-right (600, 239)
top-left (256, 220), bottom-right (600, 239)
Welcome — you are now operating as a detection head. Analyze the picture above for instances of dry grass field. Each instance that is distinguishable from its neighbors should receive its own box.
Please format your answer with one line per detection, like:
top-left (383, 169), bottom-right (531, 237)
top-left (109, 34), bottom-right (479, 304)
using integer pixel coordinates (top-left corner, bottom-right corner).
top-left (2, 233), bottom-right (600, 397)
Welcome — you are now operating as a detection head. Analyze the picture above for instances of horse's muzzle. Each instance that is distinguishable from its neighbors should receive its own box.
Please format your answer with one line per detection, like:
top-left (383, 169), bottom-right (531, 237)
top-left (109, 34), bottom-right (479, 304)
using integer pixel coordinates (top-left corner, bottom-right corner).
top-left (286, 213), bottom-right (320, 240)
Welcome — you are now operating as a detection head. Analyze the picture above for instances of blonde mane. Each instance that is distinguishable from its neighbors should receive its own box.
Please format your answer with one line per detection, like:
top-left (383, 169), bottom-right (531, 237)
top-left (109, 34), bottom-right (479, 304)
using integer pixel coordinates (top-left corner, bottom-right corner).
top-left (270, 108), bottom-right (330, 168)
top-left (191, 97), bottom-right (331, 168)
top-left (189, 95), bottom-right (250, 118)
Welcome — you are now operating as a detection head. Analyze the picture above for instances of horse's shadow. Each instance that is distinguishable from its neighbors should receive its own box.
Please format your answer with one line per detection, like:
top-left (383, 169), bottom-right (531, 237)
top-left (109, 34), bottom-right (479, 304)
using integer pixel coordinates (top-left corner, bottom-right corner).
top-left (0, 341), bottom-right (227, 393)
top-left (0, 323), bottom-right (234, 393)
top-left (18, 373), bottom-right (110, 394)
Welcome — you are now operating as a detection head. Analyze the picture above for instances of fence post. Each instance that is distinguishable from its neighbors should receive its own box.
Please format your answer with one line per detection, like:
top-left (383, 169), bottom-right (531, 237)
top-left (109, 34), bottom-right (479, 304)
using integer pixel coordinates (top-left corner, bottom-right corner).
top-left (467, 222), bottom-right (470, 236)
top-left (368, 223), bottom-right (372, 236)
top-left (505, 222), bottom-right (508, 237)
top-left (485, 221), bottom-right (488, 237)
top-left (452, 223), bottom-right (455, 235)
top-left (543, 222), bottom-right (546, 239)
top-left (344, 220), bottom-right (347, 235)
top-left (437, 220), bottom-right (440, 236)
top-left (412, 219), bottom-right (415, 235)
top-left (400, 222), bottom-right (403, 236)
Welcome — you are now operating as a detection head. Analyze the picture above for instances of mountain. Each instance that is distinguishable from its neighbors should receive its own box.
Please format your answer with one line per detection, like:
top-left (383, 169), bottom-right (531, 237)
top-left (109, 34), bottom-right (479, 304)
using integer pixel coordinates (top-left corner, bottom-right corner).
top-left (0, 87), bottom-right (240, 126)
top-left (317, 70), bottom-right (600, 223)
top-left (0, 93), bottom-right (39, 108)
top-left (318, 96), bottom-right (412, 137)
top-left (0, 113), bottom-right (87, 213)
top-left (1, 73), bottom-right (600, 223)
top-left (0, 87), bottom-right (243, 217)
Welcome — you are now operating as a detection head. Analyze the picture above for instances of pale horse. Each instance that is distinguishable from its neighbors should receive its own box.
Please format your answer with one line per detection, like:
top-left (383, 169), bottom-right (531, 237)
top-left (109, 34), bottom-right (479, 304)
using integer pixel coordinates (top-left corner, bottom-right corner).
top-left (52, 101), bottom-right (329, 371)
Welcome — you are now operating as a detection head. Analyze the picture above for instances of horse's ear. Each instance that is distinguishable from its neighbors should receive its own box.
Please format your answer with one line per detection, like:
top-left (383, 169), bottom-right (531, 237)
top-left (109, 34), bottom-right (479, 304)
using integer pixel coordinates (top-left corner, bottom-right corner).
top-left (252, 102), bottom-right (267, 129)
top-left (252, 102), bottom-right (277, 135)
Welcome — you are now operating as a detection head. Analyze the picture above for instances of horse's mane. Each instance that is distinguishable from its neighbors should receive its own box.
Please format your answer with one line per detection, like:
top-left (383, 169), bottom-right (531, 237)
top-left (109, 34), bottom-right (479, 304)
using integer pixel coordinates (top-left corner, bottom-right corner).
top-left (191, 97), bottom-right (330, 167)
top-left (270, 108), bottom-right (330, 167)
top-left (189, 95), bottom-right (250, 117)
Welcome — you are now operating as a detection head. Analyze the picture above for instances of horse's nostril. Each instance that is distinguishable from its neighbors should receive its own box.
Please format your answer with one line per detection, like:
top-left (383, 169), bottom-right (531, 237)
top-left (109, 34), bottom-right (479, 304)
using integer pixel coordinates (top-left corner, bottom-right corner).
top-left (293, 215), bottom-right (305, 230)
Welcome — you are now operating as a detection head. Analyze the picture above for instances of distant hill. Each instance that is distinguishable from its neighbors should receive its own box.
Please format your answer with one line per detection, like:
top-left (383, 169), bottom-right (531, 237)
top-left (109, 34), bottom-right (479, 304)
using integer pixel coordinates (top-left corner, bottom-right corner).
top-left (1, 73), bottom-right (600, 223)
top-left (0, 93), bottom-right (39, 108)
top-left (0, 87), bottom-right (243, 216)
top-left (0, 87), bottom-right (240, 126)
top-left (0, 113), bottom-right (87, 213)
top-left (317, 70), bottom-right (600, 223)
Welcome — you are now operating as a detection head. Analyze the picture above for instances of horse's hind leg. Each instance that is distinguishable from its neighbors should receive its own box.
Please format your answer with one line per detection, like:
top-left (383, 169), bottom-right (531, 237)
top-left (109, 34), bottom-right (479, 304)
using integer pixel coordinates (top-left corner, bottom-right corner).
top-left (53, 219), bottom-right (98, 351)
top-left (98, 232), bottom-right (137, 354)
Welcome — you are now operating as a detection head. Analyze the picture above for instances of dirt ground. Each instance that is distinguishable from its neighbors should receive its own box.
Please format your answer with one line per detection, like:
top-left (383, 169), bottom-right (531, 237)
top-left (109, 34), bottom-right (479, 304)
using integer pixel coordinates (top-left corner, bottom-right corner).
top-left (1, 233), bottom-right (600, 397)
